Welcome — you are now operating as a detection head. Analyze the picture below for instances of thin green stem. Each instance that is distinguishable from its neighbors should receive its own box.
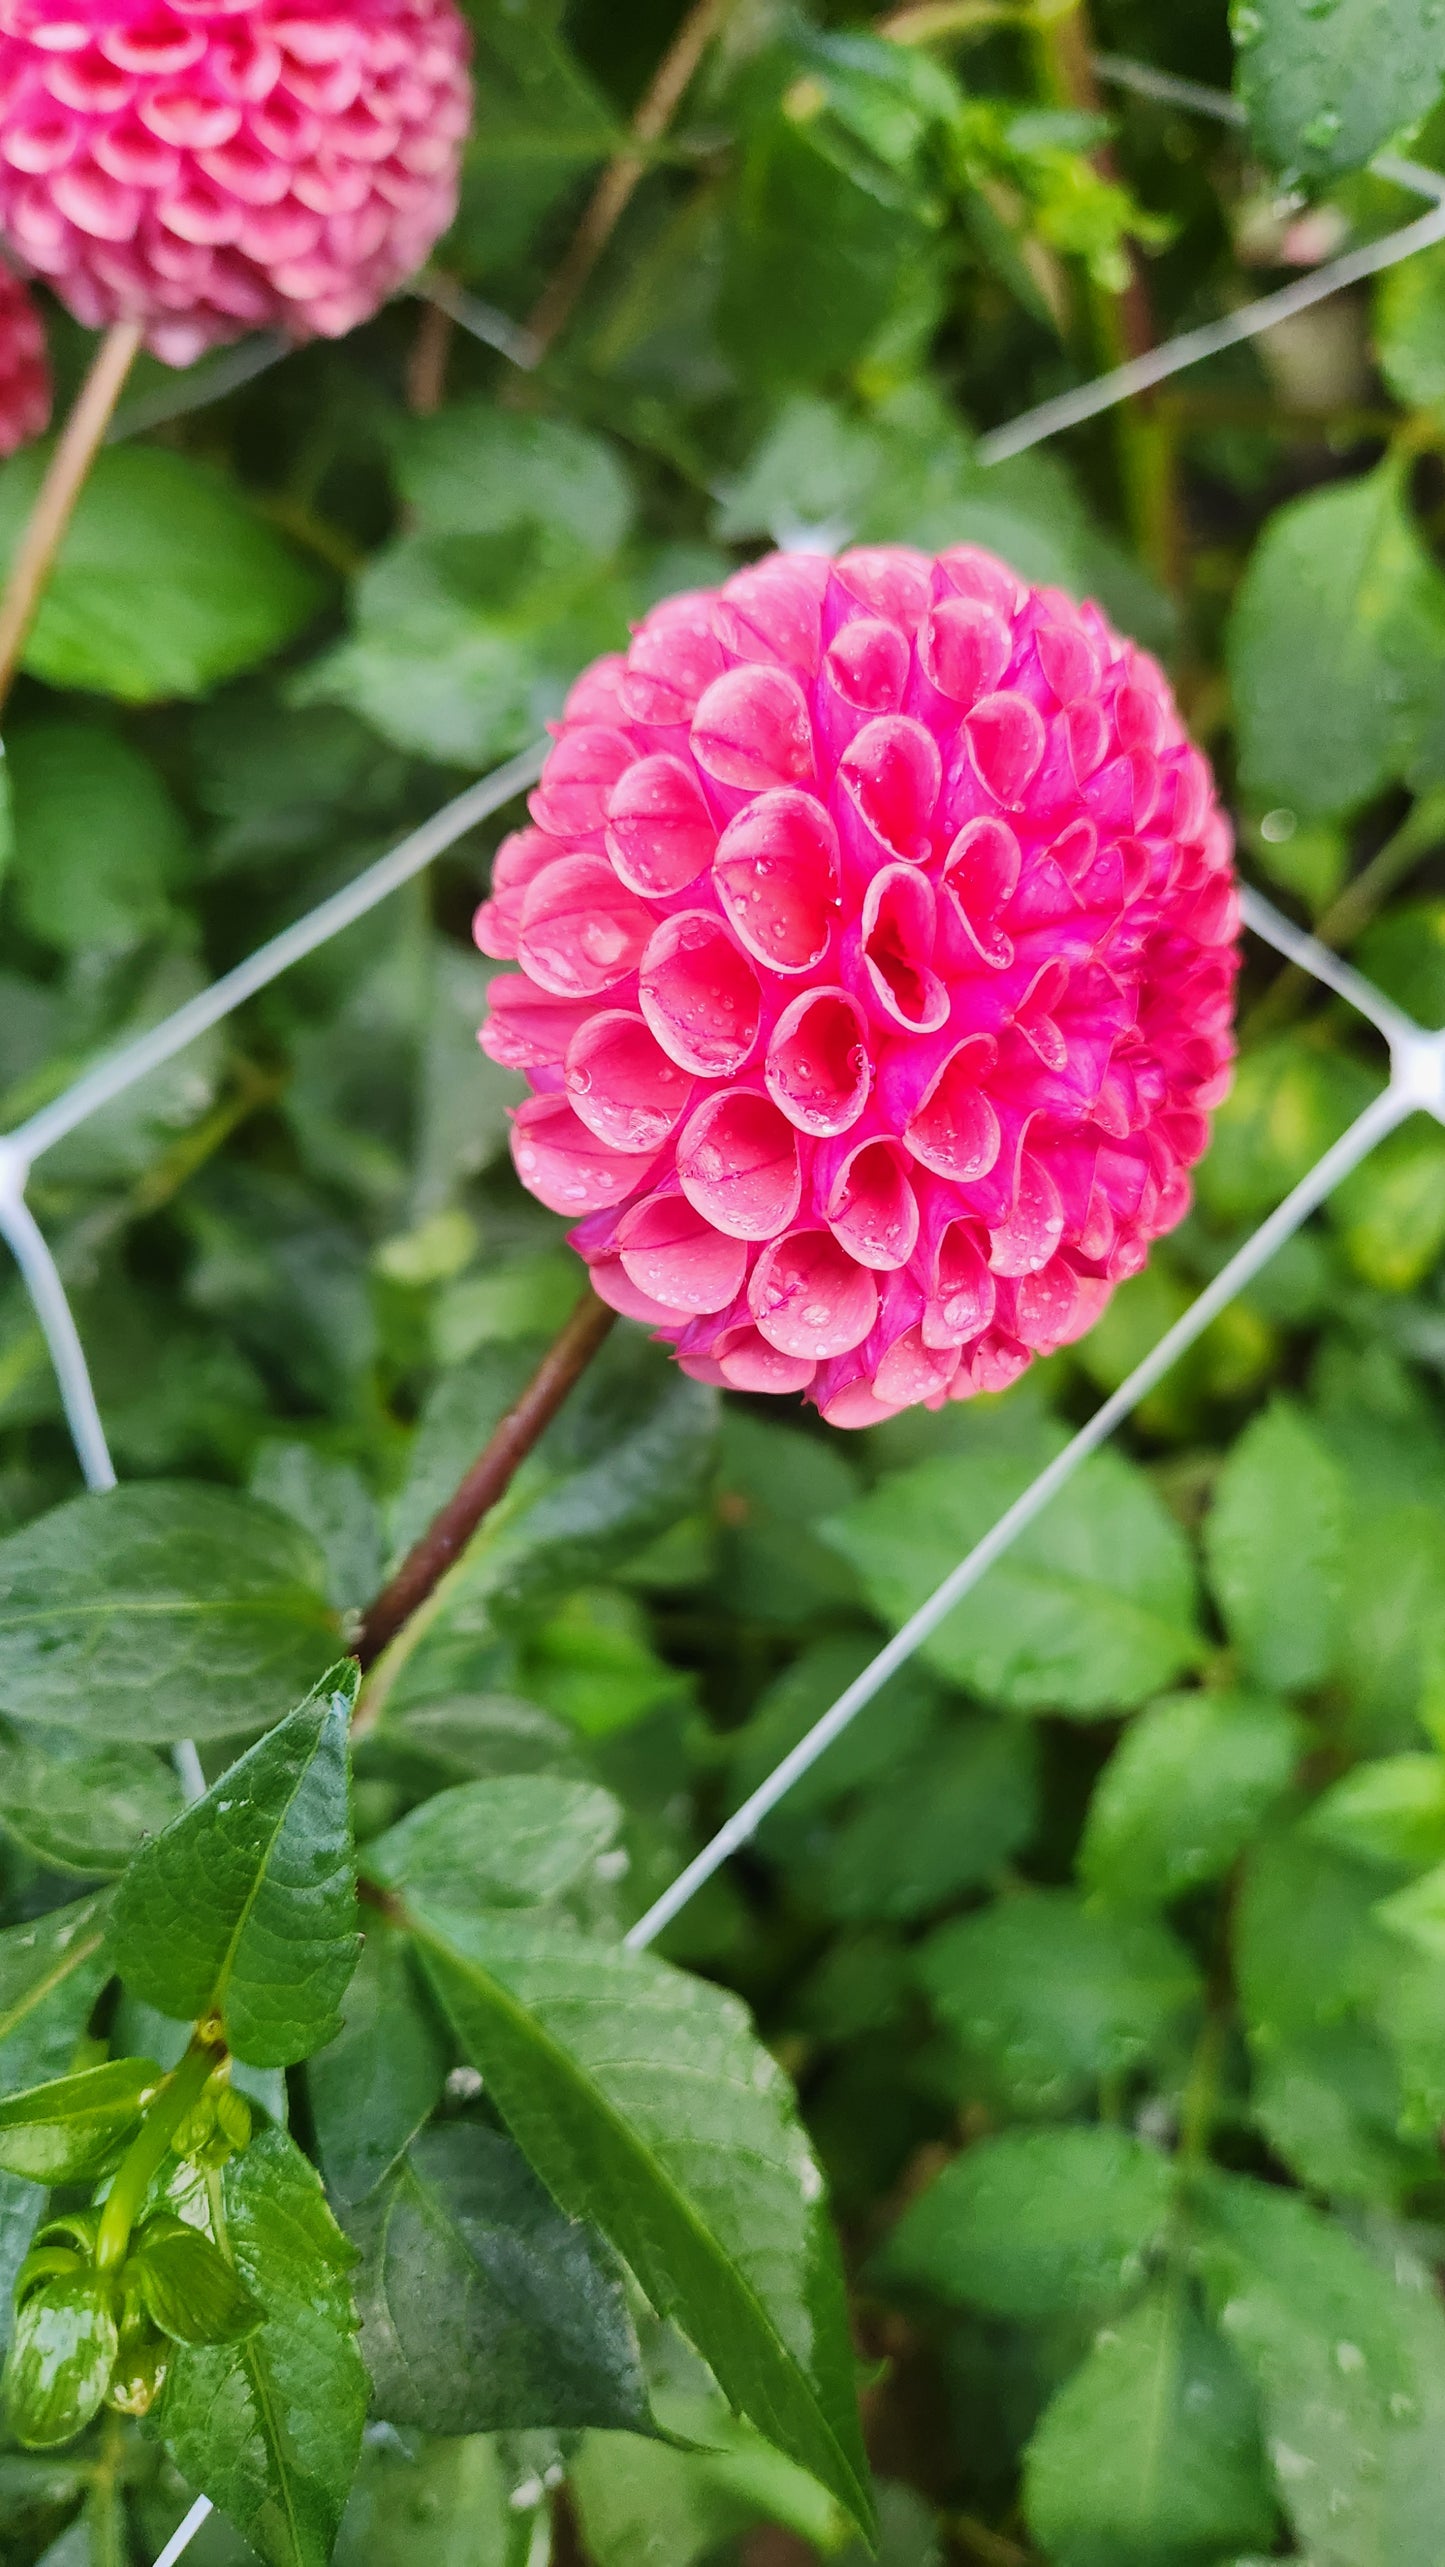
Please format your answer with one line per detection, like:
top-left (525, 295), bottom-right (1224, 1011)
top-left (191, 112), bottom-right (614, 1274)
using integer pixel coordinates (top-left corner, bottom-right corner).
top-left (95, 2038), bottom-right (221, 2273)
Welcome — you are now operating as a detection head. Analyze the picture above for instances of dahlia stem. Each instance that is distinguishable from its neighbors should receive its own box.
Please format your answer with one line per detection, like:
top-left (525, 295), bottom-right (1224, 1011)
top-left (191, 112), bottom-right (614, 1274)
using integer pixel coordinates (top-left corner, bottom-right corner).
top-left (353, 1285), bottom-right (616, 1674)
top-left (0, 320), bottom-right (142, 719)
top-left (525, 0), bottom-right (740, 359)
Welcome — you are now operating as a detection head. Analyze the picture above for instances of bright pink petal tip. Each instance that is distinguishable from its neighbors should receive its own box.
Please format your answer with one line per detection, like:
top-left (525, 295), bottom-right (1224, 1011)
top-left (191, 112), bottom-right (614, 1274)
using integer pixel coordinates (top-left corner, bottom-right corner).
top-left (0, 0), bottom-right (471, 361)
top-left (482, 543), bottom-right (1239, 1423)
top-left (0, 257), bottom-right (48, 451)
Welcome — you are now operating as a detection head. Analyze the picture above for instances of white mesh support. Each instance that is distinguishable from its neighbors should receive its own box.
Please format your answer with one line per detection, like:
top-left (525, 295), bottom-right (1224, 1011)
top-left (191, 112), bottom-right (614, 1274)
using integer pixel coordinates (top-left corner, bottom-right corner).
top-left (0, 60), bottom-right (1439, 2567)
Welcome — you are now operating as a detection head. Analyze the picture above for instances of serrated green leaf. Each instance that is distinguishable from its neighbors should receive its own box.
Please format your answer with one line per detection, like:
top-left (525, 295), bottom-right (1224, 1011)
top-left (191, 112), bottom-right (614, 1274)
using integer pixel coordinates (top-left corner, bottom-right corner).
top-left (0, 446), bottom-right (319, 702)
top-left (0, 1484), bottom-right (340, 1743)
top-left (135, 2224), bottom-right (265, 2347)
top-left (7, 721), bottom-right (189, 955)
top-left (1227, 460), bottom-right (1441, 817)
top-left (1204, 1402), bottom-right (1346, 1692)
top-left (1309, 1754), bottom-right (1445, 1873)
top-left (332, 2431), bottom-right (534, 2567)
top-left (0, 2059), bottom-right (158, 2185)
top-left (409, 1906), bottom-right (874, 2538)
top-left (156, 2127), bottom-right (365, 2567)
top-left (306, 1920), bottom-right (449, 2207)
top-left (1081, 1691), bottom-right (1303, 1911)
top-left (111, 1665), bottom-right (359, 2068)
top-left (1195, 2169), bottom-right (1445, 2562)
top-left (1235, 0), bottom-right (1445, 181)
top-left (882, 2126), bottom-right (1175, 2322)
top-left (0, 1731), bottom-right (181, 1879)
top-left (1023, 2278), bottom-right (1276, 2567)
top-left (822, 1436), bottom-right (1200, 1715)
top-left (918, 1892), bottom-right (1202, 2116)
top-left (343, 2121), bottom-right (652, 2435)
top-left (811, 1717), bottom-right (1038, 1924)
top-left (365, 1774), bottom-right (623, 1922)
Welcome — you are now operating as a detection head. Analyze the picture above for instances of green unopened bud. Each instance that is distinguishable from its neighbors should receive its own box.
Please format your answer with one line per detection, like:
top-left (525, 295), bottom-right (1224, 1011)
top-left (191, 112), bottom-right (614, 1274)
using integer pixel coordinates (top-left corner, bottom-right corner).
top-left (169, 2092), bottom-right (217, 2163)
top-left (3, 2274), bottom-right (118, 2449)
top-left (104, 2333), bottom-right (168, 2419)
top-left (214, 2085), bottom-right (251, 2154)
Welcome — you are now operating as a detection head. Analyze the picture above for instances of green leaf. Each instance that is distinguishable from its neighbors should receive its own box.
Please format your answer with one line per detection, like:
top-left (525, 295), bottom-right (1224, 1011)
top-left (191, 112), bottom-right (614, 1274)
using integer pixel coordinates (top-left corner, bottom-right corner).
top-left (1195, 1038), bottom-right (1381, 1225)
top-left (2, 2277), bottom-right (117, 2451)
top-left (1080, 1691), bottom-right (1303, 1910)
top-left (306, 1920), bottom-right (449, 2207)
top-left (1023, 2279), bottom-right (1276, 2567)
top-left (1235, 0), bottom-right (1445, 180)
top-left (1227, 459), bottom-right (1441, 817)
top-left (918, 1892), bottom-right (1202, 2116)
top-left (571, 2397), bottom-right (850, 2567)
top-left (0, 2059), bottom-right (158, 2186)
top-left (1378, 240), bottom-right (1445, 413)
top-left (0, 1732), bottom-right (181, 1879)
top-left (1332, 1123), bottom-right (1445, 1292)
top-left (0, 1899), bottom-right (112, 2345)
top-left (1335, 1503), bottom-right (1445, 1749)
top-left (0, 446), bottom-right (319, 701)
top-left (365, 1775), bottom-right (624, 1922)
top-left (248, 1444), bottom-right (383, 1622)
top-left (7, 721), bottom-right (189, 954)
top-left (1357, 896), bottom-right (1445, 1028)
top-left (1204, 1401), bottom-right (1346, 1692)
top-left (811, 1716), bottom-right (1038, 1923)
top-left (713, 1414), bottom-right (862, 1630)
top-left (1195, 2169), bottom-right (1445, 2561)
top-left (111, 1665), bottom-right (359, 2068)
top-left (157, 2127), bottom-right (365, 2567)
top-left (0, 1483), bottom-right (340, 1743)
top-left (1376, 1857), bottom-right (1445, 1959)
top-left (398, 402), bottom-right (633, 560)
top-left (881, 2127), bottom-right (1176, 2322)
top-left (343, 2122), bottom-right (652, 2435)
top-left (409, 1906), bottom-right (874, 2537)
top-left (333, 2431), bottom-right (537, 2567)
top-left (822, 1435), bottom-right (1200, 1715)
top-left (518, 1587), bottom-right (692, 1740)
top-left (1308, 1754), bottom-right (1445, 1873)
top-left (134, 2223), bottom-right (265, 2347)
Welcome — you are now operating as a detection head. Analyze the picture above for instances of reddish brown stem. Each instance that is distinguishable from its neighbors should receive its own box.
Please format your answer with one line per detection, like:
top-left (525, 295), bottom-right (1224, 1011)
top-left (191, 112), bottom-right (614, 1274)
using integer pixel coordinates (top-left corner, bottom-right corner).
top-left (354, 1287), bottom-right (616, 1669)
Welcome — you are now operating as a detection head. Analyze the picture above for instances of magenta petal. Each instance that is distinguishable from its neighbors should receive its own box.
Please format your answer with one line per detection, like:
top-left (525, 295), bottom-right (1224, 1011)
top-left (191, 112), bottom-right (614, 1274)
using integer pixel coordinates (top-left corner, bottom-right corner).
top-left (765, 986), bottom-right (871, 1136)
top-left (839, 715), bottom-right (941, 864)
top-left (919, 597), bottom-right (1011, 705)
top-left (717, 1327), bottom-right (817, 1394)
top-left (873, 1324), bottom-right (959, 1409)
top-left (639, 912), bottom-right (762, 1076)
top-left (824, 1136), bottom-right (919, 1272)
top-left (715, 558), bottom-right (823, 674)
top-left (510, 1093), bottom-right (656, 1215)
top-left (480, 976), bottom-right (594, 1069)
top-left (905, 1038), bottom-right (1002, 1182)
top-left (1036, 620), bottom-right (1100, 706)
top-left (966, 691), bottom-right (1047, 808)
top-left (564, 1009), bottom-right (691, 1152)
top-left (923, 1217), bottom-right (996, 1345)
top-left (988, 1149), bottom-right (1066, 1276)
top-left (618, 1191), bottom-right (748, 1314)
top-left (713, 788), bottom-right (839, 974)
top-left (517, 855), bottom-right (653, 998)
top-left (676, 1088), bottom-right (801, 1239)
top-left (824, 616), bottom-right (909, 716)
top-left (942, 816), bottom-right (1021, 969)
top-left (859, 862), bottom-right (949, 1034)
top-left (528, 725), bottom-right (634, 839)
top-left (691, 666), bottom-right (814, 791)
top-left (605, 754), bottom-right (716, 896)
top-left (749, 1228), bottom-right (878, 1359)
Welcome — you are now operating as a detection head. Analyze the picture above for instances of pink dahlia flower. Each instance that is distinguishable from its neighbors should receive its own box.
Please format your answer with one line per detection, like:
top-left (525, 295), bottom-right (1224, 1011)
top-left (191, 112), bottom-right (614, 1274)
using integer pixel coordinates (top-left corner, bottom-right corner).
top-left (477, 544), bottom-right (1239, 1429)
top-left (0, 0), bottom-right (470, 365)
top-left (0, 253), bottom-right (48, 446)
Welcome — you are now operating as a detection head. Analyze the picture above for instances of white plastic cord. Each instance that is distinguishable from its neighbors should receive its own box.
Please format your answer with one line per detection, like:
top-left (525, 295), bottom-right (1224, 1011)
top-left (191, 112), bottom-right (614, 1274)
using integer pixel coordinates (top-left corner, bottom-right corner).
top-left (0, 51), bottom-right (1436, 2567)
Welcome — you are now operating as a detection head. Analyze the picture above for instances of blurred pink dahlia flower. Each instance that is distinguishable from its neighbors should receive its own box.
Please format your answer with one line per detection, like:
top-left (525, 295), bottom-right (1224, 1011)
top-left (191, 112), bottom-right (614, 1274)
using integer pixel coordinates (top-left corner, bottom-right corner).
top-left (0, 0), bottom-right (470, 365)
top-left (0, 253), bottom-right (48, 446)
top-left (477, 543), bottom-right (1239, 1429)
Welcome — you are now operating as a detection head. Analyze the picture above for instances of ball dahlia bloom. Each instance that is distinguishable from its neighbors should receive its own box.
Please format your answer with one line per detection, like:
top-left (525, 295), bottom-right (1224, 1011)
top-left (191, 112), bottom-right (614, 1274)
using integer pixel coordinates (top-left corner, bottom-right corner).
top-left (0, 0), bottom-right (470, 365)
top-left (0, 253), bottom-right (48, 447)
top-left (477, 544), bottom-right (1239, 1429)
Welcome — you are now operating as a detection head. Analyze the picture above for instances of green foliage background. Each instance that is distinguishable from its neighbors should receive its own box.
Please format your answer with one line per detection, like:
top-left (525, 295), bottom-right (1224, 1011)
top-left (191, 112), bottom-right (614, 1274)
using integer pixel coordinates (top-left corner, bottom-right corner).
top-left (5, 0), bottom-right (1445, 2561)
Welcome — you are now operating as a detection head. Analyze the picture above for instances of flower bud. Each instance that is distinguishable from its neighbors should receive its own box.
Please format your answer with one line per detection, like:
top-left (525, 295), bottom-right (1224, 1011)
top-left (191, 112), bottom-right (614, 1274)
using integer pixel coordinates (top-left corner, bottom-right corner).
top-left (3, 2273), bottom-right (118, 2449)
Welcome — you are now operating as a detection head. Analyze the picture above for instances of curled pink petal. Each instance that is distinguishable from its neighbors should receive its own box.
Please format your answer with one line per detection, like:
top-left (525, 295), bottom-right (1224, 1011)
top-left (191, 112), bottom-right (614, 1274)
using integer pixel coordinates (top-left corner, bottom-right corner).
top-left (691, 665), bottom-right (814, 791)
top-left (824, 1136), bottom-right (919, 1272)
top-left (639, 912), bottom-right (761, 1076)
top-left (765, 986), bottom-right (870, 1137)
top-left (518, 856), bottom-right (652, 998)
top-left (749, 1228), bottom-right (878, 1359)
top-left (676, 1088), bottom-right (801, 1240)
top-left (714, 788), bottom-right (839, 975)
top-left (510, 1093), bottom-right (656, 1216)
top-left (838, 714), bottom-right (941, 864)
top-left (564, 1010), bottom-right (691, 1153)
top-left (858, 863), bottom-right (949, 1035)
top-left (482, 539), bottom-right (1238, 1421)
top-left (605, 753), bottom-right (715, 897)
top-left (905, 1037), bottom-right (1002, 1182)
top-left (617, 1191), bottom-right (747, 1314)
